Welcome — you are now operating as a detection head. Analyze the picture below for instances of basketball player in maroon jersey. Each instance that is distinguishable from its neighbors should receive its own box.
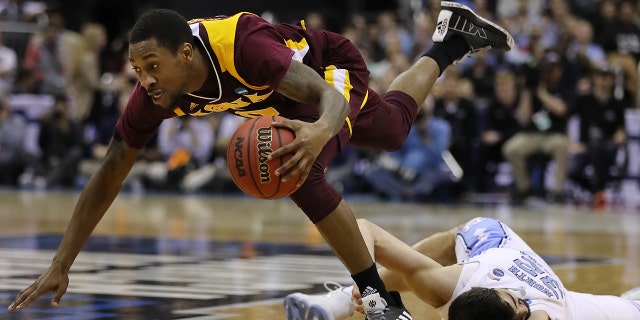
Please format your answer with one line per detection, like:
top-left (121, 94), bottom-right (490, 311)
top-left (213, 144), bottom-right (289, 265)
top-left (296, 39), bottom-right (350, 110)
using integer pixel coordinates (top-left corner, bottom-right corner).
top-left (9, 2), bottom-right (513, 319)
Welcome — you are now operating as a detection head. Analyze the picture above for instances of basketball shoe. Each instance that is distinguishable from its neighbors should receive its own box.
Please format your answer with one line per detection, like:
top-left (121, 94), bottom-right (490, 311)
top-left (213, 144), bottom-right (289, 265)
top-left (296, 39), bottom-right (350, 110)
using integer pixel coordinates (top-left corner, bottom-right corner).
top-left (621, 286), bottom-right (640, 301)
top-left (284, 282), bottom-right (355, 320)
top-left (433, 1), bottom-right (514, 57)
top-left (362, 291), bottom-right (412, 320)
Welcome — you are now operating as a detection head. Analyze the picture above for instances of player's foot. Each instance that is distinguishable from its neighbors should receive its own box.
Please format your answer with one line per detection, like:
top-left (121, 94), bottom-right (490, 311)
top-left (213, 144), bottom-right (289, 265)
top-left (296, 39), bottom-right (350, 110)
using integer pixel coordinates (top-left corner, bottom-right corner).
top-left (284, 282), bottom-right (354, 320)
top-left (433, 1), bottom-right (514, 55)
top-left (363, 291), bottom-right (412, 320)
top-left (621, 286), bottom-right (640, 301)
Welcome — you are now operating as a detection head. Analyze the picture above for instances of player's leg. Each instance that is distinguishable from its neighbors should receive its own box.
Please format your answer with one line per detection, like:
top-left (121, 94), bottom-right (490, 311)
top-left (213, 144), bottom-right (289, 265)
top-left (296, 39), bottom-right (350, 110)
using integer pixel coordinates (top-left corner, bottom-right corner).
top-left (387, 1), bottom-right (514, 108)
top-left (350, 1), bottom-right (513, 152)
top-left (288, 138), bottom-right (411, 320)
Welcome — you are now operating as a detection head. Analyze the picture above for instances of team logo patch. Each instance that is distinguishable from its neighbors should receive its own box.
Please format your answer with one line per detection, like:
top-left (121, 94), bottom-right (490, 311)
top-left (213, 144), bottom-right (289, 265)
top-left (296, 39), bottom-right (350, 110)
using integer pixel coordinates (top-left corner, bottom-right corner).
top-left (234, 87), bottom-right (249, 95)
top-left (486, 268), bottom-right (504, 281)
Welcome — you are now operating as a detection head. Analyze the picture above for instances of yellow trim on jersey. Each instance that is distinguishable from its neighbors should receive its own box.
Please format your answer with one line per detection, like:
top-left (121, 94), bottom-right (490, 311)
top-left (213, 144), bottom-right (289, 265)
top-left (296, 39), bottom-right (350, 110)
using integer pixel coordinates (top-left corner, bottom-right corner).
top-left (284, 38), bottom-right (310, 62)
top-left (346, 90), bottom-right (369, 134)
top-left (173, 107), bottom-right (186, 116)
top-left (199, 13), bottom-right (270, 91)
top-left (324, 65), bottom-right (367, 136)
top-left (324, 65), bottom-right (352, 102)
top-left (360, 89), bottom-right (369, 109)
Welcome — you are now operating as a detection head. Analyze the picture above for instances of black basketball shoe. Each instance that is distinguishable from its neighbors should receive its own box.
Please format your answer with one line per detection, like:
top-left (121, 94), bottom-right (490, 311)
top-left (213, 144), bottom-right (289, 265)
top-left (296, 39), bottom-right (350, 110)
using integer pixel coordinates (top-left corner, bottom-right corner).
top-left (433, 1), bottom-right (514, 55)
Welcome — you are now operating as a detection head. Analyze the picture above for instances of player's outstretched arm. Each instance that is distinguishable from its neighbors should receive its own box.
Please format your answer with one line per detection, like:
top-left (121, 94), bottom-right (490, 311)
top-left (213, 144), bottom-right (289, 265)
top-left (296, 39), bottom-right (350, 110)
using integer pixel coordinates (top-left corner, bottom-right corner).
top-left (378, 223), bottom-right (461, 294)
top-left (8, 136), bottom-right (140, 311)
top-left (356, 219), bottom-right (458, 308)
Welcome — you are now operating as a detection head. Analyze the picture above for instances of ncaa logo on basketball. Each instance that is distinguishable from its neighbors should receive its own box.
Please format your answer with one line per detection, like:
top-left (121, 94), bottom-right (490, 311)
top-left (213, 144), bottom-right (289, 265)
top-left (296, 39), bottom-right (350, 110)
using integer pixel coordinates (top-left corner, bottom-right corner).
top-left (233, 137), bottom-right (246, 177)
top-left (256, 126), bottom-right (273, 183)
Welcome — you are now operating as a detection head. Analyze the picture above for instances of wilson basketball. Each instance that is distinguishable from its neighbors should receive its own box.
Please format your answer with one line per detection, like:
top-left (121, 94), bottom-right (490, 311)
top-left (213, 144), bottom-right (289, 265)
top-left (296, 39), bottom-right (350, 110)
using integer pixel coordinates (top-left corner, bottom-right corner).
top-left (226, 115), bottom-right (301, 199)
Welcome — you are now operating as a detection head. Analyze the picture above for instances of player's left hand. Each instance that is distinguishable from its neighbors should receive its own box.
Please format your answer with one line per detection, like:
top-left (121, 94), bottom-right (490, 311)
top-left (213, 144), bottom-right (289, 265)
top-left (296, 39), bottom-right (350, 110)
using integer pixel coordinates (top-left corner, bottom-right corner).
top-left (268, 118), bottom-right (332, 187)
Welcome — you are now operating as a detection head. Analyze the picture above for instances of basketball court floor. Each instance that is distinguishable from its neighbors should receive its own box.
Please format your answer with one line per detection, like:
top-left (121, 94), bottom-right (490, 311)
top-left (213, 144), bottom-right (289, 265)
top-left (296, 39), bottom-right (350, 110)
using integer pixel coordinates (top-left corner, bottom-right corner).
top-left (0, 189), bottom-right (638, 319)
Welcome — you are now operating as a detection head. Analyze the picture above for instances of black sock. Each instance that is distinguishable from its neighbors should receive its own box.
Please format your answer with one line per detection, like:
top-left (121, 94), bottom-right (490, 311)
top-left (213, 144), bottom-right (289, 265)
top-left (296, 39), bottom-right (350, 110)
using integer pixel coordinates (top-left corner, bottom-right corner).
top-left (351, 263), bottom-right (398, 308)
top-left (423, 35), bottom-right (469, 75)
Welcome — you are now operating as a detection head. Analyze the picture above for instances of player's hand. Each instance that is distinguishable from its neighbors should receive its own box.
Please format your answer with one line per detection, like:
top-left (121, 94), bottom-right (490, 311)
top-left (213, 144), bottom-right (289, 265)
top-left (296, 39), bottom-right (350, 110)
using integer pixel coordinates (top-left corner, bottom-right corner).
top-left (8, 264), bottom-right (69, 311)
top-left (351, 284), bottom-right (365, 314)
top-left (268, 118), bottom-right (332, 187)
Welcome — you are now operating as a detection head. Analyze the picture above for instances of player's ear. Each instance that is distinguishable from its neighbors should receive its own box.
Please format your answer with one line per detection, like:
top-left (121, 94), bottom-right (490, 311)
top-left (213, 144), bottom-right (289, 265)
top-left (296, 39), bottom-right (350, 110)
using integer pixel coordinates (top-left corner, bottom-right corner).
top-left (180, 42), bottom-right (193, 61)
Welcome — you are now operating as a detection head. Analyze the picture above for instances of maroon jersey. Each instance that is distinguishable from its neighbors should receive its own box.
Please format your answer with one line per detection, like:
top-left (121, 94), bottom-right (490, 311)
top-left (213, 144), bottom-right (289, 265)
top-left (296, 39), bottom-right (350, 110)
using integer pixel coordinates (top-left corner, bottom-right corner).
top-left (116, 12), bottom-right (375, 149)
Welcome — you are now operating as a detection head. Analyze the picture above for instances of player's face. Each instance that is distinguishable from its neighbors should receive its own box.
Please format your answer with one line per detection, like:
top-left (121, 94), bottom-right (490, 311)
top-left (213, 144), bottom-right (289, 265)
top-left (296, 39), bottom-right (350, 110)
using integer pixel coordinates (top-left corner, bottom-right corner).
top-left (495, 288), bottom-right (531, 320)
top-left (129, 38), bottom-right (190, 109)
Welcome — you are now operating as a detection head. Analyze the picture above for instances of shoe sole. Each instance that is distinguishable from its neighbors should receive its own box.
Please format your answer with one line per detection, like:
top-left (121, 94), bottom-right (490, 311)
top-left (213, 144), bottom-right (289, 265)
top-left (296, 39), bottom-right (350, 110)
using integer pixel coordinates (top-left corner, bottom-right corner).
top-left (284, 294), bottom-right (333, 320)
top-left (284, 295), bottom-right (308, 320)
top-left (622, 287), bottom-right (640, 300)
top-left (440, 1), bottom-right (514, 50)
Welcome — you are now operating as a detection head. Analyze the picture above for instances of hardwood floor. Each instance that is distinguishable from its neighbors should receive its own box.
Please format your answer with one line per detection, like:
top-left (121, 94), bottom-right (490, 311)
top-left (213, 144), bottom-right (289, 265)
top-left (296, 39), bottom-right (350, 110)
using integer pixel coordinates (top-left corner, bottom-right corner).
top-left (0, 189), bottom-right (638, 319)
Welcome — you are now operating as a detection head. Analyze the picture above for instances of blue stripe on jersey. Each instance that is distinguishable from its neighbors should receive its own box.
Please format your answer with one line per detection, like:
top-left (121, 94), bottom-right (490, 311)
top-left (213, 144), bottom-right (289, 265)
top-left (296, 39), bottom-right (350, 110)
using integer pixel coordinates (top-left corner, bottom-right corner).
top-left (457, 217), bottom-right (508, 258)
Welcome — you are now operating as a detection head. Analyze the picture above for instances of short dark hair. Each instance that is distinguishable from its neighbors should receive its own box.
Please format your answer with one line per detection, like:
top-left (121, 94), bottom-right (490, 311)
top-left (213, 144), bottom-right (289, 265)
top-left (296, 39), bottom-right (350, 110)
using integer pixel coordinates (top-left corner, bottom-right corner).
top-left (129, 9), bottom-right (193, 53)
top-left (448, 287), bottom-right (517, 320)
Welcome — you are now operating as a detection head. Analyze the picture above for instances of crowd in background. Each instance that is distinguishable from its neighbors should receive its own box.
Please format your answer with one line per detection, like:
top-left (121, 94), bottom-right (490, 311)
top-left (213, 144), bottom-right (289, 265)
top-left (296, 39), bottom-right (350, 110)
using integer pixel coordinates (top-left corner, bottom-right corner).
top-left (0, 0), bottom-right (637, 208)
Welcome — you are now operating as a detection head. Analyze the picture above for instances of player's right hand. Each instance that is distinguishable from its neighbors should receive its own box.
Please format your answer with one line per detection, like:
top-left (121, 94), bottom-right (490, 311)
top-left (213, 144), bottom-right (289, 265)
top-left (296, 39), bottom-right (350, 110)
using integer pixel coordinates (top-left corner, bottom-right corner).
top-left (351, 284), bottom-right (365, 314)
top-left (7, 264), bottom-right (69, 311)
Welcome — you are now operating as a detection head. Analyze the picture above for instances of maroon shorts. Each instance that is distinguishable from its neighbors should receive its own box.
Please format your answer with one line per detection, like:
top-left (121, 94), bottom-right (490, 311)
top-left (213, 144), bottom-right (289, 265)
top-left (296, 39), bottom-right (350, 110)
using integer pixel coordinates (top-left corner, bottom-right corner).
top-left (290, 90), bottom-right (418, 223)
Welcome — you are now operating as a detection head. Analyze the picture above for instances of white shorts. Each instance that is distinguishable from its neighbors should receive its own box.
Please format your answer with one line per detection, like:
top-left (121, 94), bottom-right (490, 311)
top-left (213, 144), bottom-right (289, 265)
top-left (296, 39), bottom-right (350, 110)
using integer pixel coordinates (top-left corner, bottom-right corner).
top-left (454, 217), bottom-right (533, 263)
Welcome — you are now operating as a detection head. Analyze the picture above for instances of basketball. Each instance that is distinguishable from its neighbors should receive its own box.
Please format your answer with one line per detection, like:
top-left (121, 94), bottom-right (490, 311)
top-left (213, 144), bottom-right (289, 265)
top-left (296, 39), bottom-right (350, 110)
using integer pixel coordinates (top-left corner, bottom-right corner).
top-left (226, 115), bottom-right (301, 199)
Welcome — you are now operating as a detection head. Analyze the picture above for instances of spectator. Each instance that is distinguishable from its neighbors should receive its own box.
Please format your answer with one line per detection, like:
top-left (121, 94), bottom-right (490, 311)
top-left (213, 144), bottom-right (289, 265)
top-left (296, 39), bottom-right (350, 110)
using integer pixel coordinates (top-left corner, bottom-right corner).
top-left (0, 98), bottom-right (27, 185)
top-left (503, 52), bottom-right (572, 204)
top-left (36, 95), bottom-right (83, 188)
top-left (69, 23), bottom-right (111, 122)
top-left (0, 0), bottom-right (45, 22)
top-left (476, 70), bottom-right (521, 192)
top-left (568, 65), bottom-right (627, 208)
top-left (376, 11), bottom-right (414, 58)
top-left (432, 70), bottom-right (478, 197)
top-left (22, 9), bottom-right (81, 95)
top-left (565, 19), bottom-right (606, 76)
top-left (145, 116), bottom-right (215, 192)
top-left (596, 0), bottom-right (640, 106)
top-left (0, 30), bottom-right (17, 96)
top-left (459, 50), bottom-right (497, 109)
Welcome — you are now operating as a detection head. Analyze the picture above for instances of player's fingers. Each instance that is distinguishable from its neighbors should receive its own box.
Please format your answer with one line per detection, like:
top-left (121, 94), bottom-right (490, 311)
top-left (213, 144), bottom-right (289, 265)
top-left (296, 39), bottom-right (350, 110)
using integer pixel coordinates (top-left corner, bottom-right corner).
top-left (353, 296), bottom-right (364, 314)
top-left (10, 287), bottom-right (42, 311)
top-left (280, 153), bottom-right (310, 182)
top-left (268, 141), bottom-right (297, 161)
top-left (274, 150), bottom-right (301, 178)
top-left (276, 153), bottom-right (304, 182)
top-left (289, 158), bottom-right (311, 186)
top-left (51, 286), bottom-right (67, 308)
top-left (271, 118), bottom-right (299, 130)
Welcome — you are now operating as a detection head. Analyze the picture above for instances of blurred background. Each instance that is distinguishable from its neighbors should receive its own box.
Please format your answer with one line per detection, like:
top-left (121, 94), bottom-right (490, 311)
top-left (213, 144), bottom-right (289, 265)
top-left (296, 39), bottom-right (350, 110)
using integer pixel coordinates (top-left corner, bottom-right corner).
top-left (1, 0), bottom-right (640, 210)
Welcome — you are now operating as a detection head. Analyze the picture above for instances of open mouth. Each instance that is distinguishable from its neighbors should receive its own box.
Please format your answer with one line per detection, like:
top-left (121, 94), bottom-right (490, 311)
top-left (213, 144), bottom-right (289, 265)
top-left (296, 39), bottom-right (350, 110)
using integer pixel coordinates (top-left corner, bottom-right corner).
top-left (149, 90), bottom-right (164, 104)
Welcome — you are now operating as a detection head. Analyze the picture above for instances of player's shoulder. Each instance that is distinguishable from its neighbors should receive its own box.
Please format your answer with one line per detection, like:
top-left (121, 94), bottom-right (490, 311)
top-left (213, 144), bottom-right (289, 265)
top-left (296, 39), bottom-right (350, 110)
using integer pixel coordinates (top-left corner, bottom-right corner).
top-left (188, 12), bottom-right (261, 28)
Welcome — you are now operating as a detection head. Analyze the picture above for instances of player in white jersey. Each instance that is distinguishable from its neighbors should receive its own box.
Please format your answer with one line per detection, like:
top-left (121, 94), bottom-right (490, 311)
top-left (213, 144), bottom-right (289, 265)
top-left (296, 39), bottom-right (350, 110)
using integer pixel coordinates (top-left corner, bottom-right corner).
top-left (284, 217), bottom-right (640, 320)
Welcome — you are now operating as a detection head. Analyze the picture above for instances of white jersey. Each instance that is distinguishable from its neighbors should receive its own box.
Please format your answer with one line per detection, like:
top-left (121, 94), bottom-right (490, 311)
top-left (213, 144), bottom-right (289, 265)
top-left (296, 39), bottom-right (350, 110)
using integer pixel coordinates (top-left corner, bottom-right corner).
top-left (437, 217), bottom-right (640, 320)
